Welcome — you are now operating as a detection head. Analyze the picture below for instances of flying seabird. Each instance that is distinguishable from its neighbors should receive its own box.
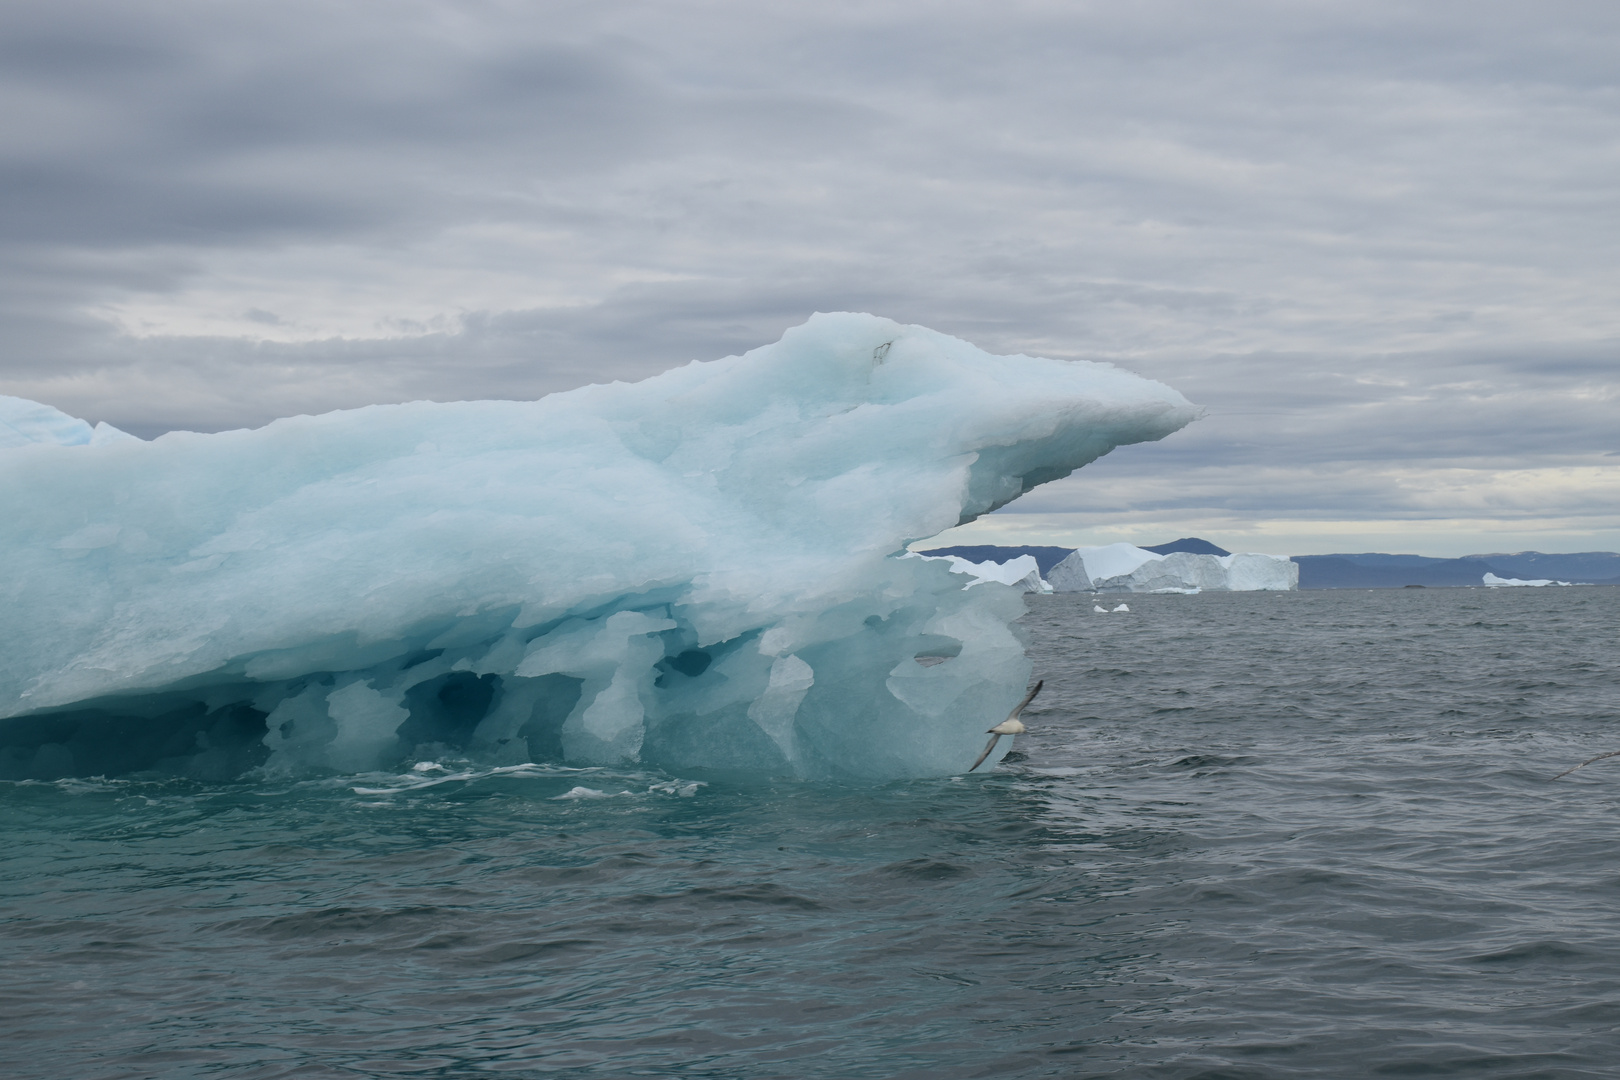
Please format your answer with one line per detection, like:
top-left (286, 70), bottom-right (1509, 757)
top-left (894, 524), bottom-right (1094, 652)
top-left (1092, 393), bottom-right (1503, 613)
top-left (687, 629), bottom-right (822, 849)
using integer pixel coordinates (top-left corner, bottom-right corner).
top-left (968, 680), bottom-right (1043, 773)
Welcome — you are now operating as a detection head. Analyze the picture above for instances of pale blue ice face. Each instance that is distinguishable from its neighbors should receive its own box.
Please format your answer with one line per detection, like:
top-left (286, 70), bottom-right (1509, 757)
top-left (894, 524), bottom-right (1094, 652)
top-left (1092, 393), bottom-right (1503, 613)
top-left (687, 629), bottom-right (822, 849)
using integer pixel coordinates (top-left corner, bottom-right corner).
top-left (0, 394), bottom-right (135, 449)
top-left (0, 313), bottom-right (1195, 781)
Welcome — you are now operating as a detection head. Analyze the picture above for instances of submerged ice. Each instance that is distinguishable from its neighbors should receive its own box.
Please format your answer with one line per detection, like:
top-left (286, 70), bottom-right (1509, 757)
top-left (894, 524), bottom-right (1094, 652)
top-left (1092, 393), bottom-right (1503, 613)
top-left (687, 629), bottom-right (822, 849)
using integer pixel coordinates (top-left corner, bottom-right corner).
top-left (0, 313), bottom-right (1196, 781)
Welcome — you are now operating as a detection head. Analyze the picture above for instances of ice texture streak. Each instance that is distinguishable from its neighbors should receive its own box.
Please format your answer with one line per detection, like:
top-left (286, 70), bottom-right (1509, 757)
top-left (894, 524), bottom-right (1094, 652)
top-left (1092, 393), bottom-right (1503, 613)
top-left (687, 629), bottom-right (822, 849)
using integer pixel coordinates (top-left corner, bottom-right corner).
top-left (0, 313), bottom-right (1196, 780)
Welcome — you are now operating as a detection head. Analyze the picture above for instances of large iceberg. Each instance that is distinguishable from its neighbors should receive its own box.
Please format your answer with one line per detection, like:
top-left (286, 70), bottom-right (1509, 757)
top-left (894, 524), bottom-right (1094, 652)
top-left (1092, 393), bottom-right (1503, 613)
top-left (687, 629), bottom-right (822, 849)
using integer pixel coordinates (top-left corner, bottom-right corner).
top-left (1048, 543), bottom-right (1297, 593)
top-left (0, 313), bottom-right (1196, 781)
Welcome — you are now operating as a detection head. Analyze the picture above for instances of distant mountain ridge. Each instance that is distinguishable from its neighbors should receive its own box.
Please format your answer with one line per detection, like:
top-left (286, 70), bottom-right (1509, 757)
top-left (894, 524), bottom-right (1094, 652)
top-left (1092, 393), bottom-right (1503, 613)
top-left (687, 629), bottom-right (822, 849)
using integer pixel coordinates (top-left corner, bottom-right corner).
top-left (1141, 537), bottom-right (1230, 556)
top-left (1462, 551), bottom-right (1620, 581)
top-left (917, 540), bottom-right (1620, 588)
top-left (1292, 555), bottom-right (1493, 589)
top-left (1295, 550), bottom-right (1620, 588)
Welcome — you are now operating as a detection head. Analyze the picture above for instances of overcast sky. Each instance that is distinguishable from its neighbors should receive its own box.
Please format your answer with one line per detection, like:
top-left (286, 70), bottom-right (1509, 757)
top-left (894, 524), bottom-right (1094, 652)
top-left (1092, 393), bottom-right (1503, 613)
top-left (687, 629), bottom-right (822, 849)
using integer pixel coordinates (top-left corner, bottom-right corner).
top-left (4, 0), bottom-right (1617, 555)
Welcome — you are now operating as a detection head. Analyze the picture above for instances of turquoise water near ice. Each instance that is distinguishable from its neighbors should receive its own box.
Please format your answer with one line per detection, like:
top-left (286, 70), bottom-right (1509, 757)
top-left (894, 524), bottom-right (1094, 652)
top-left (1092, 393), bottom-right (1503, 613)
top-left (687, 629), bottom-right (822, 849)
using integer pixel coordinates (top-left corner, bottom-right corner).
top-left (3, 587), bottom-right (1618, 1078)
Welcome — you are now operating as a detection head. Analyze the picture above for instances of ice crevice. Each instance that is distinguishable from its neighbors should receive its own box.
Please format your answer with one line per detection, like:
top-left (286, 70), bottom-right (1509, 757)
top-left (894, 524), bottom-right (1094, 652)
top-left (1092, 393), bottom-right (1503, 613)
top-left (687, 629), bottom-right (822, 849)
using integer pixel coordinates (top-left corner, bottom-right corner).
top-left (0, 313), bottom-right (1197, 781)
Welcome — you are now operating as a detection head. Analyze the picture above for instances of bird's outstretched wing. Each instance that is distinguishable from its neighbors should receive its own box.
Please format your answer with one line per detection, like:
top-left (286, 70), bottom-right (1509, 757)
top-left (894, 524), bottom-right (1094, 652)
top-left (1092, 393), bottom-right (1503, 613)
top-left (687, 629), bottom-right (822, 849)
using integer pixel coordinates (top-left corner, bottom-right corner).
top-left (1553, 749), bottom-right (1620, 780)
top-left (968, 733), bottom-right (1001, 773)
top-left (969, 681), bottom-right (1045, 772)
top-left (1008, 680), bottom-right (1043, 724)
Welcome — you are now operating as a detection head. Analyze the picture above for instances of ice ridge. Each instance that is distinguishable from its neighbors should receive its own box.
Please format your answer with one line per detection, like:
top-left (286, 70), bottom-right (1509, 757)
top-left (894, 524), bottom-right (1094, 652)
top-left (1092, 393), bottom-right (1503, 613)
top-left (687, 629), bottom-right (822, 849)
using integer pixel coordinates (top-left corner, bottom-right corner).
top-left (0, 313), bottom-right (1196, 781)
top-left (1, 394), bottom-right (135, 449)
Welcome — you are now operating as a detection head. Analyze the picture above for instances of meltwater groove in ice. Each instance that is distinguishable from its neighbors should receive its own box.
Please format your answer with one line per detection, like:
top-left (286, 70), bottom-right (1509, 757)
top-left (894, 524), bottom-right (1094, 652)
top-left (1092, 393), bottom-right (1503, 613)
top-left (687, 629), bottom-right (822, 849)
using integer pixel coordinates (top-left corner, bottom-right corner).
top-left (0, 313), bottom-right (1197, 781)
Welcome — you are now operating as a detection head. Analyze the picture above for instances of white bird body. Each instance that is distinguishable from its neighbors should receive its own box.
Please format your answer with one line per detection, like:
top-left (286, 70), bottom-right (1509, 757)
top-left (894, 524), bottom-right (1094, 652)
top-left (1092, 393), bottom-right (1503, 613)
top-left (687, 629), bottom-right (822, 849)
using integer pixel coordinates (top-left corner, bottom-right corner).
top-left (968, 680), bottom-right (1042, 772)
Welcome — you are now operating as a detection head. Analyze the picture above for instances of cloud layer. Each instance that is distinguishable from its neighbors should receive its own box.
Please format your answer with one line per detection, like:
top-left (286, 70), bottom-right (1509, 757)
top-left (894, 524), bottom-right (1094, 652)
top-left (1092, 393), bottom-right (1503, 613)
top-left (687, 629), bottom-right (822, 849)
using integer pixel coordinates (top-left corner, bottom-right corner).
top-left (3, 0), bottom-right (1617, 552)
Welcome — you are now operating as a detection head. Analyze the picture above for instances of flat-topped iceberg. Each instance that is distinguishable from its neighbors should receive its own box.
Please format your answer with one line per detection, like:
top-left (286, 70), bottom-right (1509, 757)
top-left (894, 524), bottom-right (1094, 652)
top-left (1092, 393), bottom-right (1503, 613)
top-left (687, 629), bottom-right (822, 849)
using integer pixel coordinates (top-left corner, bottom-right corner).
top-left (0, 313), bottom-right (1196, 781)
top-left (1049, 543), bottom-right (1297, 593)
top-left (1482, 573), bottom-right (1572, 587)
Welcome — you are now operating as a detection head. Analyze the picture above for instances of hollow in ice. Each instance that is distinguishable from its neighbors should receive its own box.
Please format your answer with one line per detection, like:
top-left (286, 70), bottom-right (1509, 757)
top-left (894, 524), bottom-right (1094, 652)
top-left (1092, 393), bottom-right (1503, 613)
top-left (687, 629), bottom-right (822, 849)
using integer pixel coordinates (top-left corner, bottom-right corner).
top-left (0, 314), bottom-right (1197, 780)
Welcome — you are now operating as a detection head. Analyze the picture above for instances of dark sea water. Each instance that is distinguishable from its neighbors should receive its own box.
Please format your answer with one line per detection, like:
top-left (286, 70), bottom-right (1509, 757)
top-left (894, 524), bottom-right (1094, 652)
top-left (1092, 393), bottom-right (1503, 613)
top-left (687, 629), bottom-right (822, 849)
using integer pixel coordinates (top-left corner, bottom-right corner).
top-left (4, 587), bottom-right (1619, 1079)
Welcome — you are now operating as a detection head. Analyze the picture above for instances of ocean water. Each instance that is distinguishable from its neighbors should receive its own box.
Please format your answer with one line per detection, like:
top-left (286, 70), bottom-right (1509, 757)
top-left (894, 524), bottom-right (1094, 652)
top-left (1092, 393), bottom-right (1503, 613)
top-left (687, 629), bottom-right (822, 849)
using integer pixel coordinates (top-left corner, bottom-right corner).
top-left (3, 586), bottom-right (1618, 1079)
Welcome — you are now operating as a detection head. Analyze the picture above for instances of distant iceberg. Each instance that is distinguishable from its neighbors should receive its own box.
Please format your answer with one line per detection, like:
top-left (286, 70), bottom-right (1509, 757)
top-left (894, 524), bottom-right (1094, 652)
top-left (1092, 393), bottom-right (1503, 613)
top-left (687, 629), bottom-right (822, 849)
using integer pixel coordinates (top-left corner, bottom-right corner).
top-left (912, 553), bottom-right (1052, 594)
top-left (1048, 543), bottom-right (1297, 593)
top-left (0, 313), bottom-right (1196, 781)
top-left (1482, 572), bottom-right (1572, 587)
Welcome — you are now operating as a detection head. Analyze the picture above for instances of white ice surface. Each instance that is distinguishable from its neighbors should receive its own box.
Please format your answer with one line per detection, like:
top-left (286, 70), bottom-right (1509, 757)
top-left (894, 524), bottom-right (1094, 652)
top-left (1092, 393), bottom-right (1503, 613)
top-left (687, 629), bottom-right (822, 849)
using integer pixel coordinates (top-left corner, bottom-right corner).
top-left (1049, 546), bottom-right (1297, 593)
top-left (1047, 543), bottom-right (1161, 590)
top-left (1482, 573), bottom-right (1570, 587)
top-left (0, 313), bottom-right (1196, 779)
top-left (914, 553), bottom-right (1051, 594)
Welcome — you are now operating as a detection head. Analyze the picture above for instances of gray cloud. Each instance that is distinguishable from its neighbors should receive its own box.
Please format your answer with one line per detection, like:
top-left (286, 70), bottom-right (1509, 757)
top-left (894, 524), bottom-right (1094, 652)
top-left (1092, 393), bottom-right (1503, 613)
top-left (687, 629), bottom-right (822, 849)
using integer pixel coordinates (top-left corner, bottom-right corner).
top-left (2, 0), bottom-right (1617, 552)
